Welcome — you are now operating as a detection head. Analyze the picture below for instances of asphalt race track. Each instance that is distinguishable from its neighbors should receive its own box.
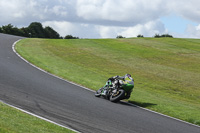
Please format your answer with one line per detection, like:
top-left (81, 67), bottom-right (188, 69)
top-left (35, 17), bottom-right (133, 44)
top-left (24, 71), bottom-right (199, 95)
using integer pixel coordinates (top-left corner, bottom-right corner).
top-left (0, 33), bottom-right (200, 133)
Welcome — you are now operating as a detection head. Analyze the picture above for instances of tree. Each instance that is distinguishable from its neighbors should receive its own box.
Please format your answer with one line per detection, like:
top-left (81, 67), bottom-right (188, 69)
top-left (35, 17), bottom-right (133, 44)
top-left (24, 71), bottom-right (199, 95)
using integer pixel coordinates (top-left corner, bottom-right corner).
top-left (2, 24), bottom-right (13, 34)
top-left (154, 33), bottom-right (173, 38)
top-left (28, 22), bottom-right (46, 38)
top-left (20, 27), bottom-right (31, 37)
top-left (1, 24), bottom-right (24, 36)
top-left (44, 26), bottom-right (60, 39)
top-left (154, 34), bottom-right (160, 38)
top-left (0, 22), bottom-right (61, 38)
top-left (64, 35), bottom-right (79, 39)
top-left (116, 35), bottom-right (125, 38)
top-left (28, 22), bottom-right (61, 38)
top-left (161, 34), bottom-right (173, 38)
top-left (0, 27), bottom-right (2, 33)
top-left (137, 34), bottom-right (144, 38)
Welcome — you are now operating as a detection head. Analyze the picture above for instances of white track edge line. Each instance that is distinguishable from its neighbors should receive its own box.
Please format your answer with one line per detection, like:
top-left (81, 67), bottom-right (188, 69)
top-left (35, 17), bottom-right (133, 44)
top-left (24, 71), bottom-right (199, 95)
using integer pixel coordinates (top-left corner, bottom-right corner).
top-left (11, 39), bottom-right (81, 133)
top-left (0, 100), bottom-right (81, 133)
top-left (12, 39), bottom-right (200, 129)
top-left (120, 101), bottom-right (200, 128)
top-left (12, 39), bottom-right (94, 93)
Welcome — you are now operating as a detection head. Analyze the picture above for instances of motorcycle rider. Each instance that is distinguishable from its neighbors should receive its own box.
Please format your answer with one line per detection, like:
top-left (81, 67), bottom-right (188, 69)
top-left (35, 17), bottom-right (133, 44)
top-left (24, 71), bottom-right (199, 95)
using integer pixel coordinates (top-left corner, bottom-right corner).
top-left (99, 74), bottom-right (134, 99)
top-left (112, 74), bottom-right (134, 99)
top-left (113, 74), bottom-right (134, 86)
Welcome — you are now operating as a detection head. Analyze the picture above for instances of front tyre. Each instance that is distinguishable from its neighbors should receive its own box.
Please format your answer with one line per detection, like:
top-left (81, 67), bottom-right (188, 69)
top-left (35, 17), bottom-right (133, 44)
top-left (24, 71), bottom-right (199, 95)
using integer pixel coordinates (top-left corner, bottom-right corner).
top-left (95, 88), bottom-right (102, 97)
top-left (95, 91), bottom-right (101, 97)
top-left (110, 89), bottom-right (125, 102)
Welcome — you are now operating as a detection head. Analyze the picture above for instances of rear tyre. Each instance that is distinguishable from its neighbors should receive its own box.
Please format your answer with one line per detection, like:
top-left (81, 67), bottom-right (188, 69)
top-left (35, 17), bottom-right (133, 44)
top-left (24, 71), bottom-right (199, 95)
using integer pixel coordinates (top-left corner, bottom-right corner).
top-left (110, 89), bottom-right (125, 103)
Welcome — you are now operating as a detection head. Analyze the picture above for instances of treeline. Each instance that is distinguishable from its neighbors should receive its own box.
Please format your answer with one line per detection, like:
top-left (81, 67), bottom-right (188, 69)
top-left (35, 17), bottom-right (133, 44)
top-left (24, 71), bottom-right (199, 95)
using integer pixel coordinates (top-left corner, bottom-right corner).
top-left (0, 22), bottom-right (79, 39)
top-left (116, 34), bottom-right (173, 38)
top-left (137, 34), bottom-right (173, 38)
top-left (153, 34), bottom-right (173, 38)
top-left (1, 22), bottom-right (173, 39)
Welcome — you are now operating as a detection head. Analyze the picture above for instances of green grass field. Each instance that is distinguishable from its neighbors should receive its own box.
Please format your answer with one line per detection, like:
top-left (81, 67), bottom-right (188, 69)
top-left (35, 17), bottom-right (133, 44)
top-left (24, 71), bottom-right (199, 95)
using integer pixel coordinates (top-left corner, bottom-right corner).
top-left (15, 37), bottom-right (200, 126)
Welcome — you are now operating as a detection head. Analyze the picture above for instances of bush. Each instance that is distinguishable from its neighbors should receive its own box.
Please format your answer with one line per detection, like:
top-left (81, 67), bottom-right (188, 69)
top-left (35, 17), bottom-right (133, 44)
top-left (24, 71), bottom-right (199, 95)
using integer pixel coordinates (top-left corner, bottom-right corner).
top-left (154, 34), bottom-right (161, 38)
top-left (154, 34), bottom-right (173, 38)
top-left (116, 35), bottom-right (125, 38)
top-left (161, 34), bottom-right (173, 38)
top-left (137, 34), bottom-right (144, 38)
top-left (64, 35), bottom-right (79, 39)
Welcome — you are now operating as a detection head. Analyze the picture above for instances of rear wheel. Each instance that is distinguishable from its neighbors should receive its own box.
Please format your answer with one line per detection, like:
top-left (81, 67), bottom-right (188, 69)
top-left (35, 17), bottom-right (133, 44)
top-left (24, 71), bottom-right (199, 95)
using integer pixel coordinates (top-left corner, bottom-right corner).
top-left (110, 89), bottom-right (125, 103)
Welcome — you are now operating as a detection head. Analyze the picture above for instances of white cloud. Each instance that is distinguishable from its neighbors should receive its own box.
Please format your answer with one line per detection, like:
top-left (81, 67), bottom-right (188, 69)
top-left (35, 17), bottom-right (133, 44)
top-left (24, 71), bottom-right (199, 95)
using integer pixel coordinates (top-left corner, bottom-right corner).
top-left (0, 0), bottom-right (200, 38)
top-left (0, 0), bottom-right (46, 25)
top-left (96, 26), bottom-right (119, 38)
top-left (120, 20), bottom-right (167, 37)
top-left (42, 21), bottom-right (100, 38)
top-left (76, 0), bottom-right (169, 26)
top-left (42, 19), bottom-right (167, 39)
top-left (96, 20), bottom-right (167, 38)
top-left (42, 21), bottom-right (76, 37)
top-left (169, 0), bottom-right (200, 23)
top-left (52, 6), bottom-right (68, 16)
top-left (0, 0), bottom-right (25, 20)
top-left (184, 24), bottom-right (200, 38)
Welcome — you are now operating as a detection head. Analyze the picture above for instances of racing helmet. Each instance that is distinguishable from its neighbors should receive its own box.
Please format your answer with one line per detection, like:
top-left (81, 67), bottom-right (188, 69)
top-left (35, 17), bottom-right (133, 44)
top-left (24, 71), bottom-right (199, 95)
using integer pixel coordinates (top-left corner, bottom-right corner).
top-left (126, 74), bottom-right (131, 78)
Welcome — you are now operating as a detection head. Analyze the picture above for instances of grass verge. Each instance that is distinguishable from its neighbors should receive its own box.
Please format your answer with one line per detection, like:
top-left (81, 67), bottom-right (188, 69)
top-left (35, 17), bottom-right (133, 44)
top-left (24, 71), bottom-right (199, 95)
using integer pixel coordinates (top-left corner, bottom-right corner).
top-left (0, 102), bottom-right (75, 133)
top-left (15, 37), bottom-right (200, 126)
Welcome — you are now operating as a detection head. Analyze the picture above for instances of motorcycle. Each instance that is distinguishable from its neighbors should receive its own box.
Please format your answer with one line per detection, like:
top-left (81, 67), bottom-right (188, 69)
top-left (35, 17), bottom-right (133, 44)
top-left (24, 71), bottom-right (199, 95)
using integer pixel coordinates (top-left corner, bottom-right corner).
top-left (95, 77), bottom-right (134, 102)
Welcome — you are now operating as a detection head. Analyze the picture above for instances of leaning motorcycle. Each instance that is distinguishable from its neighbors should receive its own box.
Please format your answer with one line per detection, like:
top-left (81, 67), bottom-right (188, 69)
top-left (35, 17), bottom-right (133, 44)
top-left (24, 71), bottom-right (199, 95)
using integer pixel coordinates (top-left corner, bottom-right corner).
top-left (95, 77), bottom-right (134, 102)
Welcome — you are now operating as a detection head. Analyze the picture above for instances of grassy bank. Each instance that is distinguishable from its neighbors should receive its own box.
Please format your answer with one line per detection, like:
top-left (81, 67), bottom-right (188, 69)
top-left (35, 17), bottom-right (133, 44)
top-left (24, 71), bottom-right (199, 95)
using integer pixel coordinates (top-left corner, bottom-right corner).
top-left (15, 37), bottom-right (200, 126)
top-left (0, 102), bottom-right (75, 133)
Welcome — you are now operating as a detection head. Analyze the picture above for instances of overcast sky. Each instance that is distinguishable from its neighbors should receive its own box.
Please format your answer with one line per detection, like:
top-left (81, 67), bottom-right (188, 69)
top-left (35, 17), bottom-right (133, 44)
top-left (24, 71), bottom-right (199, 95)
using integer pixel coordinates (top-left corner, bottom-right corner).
top-left (0, 0), bottom-right (200, 38)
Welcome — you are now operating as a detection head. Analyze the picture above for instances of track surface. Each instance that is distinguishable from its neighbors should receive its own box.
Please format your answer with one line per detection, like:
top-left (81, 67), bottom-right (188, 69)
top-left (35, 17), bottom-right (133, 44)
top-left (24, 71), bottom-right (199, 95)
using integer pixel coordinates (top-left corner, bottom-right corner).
top-left (0, 33), bottom-right (200, 133)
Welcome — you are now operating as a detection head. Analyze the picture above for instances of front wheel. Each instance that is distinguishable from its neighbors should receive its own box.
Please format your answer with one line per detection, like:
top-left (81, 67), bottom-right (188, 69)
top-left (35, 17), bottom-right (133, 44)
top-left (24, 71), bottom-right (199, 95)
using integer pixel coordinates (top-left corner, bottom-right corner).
top-left (95, 91), bottom-right (101, 97)
top-left (95, 88), bottom-right (102, 97)
top-left (110, 89), bottom-right (125, 103)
